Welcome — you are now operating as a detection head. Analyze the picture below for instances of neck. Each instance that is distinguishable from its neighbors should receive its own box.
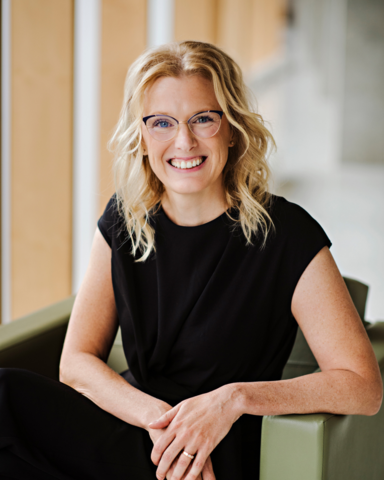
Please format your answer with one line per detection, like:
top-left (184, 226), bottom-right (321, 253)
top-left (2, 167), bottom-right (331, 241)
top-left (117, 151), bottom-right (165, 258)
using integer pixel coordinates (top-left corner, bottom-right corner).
top-left (161, 184), bottom-right (228, 227)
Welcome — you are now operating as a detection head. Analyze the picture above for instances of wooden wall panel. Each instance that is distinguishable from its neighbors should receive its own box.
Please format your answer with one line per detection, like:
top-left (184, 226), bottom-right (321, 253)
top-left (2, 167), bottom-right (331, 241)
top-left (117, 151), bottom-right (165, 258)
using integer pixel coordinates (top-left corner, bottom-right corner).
top-left (11, 0), bottom-right (73, 319)
top-left (99, 0), bottom-right (147, 213)
top-left (173, 0), bottom-right (286, 75)
top-left (216, 0), bottom-right (254, 72)
top-left (250, 0), bottom-right (286, 66)
top-left (174, 0), bottom-right (218, 45)
top-left (216, 0), bottom-right (286, 73)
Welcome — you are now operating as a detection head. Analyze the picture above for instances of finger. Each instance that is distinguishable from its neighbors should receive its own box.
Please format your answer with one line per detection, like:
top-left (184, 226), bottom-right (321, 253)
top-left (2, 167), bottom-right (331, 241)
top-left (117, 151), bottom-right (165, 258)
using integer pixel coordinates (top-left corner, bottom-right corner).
top-left (164, 458), bottom-right (178, 480)
top-left (149, 404), bottom-right (180, 429)
top-left (156, 443), bottom-right (185, 480)
top-left (151, 432), bottom-right (176, 465)
top-left (166, 458), bottom-right (192, 480)
top-left (181, 462), bottom-right (194, 480)
top-left (201, 456), bottom-right (216, 480)
top-left (167, 450), bottom-right (194, 480)
top-left (184, 451), bottom-right (206, 480)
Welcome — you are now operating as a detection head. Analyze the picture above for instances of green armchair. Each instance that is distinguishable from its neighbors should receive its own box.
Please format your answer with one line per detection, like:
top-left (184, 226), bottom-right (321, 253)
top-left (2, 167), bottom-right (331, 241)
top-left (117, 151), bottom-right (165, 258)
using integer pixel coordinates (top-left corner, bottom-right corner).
top-left (260, 278), bottom-right (384, 480)
top-left (0, 278), bottom-right (383, 479)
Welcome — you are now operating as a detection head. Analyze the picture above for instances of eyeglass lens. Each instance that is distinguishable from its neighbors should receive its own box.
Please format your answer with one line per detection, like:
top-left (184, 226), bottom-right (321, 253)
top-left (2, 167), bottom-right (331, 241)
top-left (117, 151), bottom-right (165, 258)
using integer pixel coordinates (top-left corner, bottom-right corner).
top-left (146, 111), bottom-right (222, 141)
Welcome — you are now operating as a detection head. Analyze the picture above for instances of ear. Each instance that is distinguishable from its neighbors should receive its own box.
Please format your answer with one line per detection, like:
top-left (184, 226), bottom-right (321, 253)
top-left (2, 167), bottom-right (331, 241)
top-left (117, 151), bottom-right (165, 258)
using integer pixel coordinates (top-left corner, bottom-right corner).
top-left (141, 141), bottom-right (147, 155)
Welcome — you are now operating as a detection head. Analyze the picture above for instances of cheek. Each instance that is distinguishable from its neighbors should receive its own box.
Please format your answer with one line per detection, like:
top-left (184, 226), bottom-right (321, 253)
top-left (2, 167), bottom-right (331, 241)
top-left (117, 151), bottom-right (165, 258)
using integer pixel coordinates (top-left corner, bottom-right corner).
top-left (147, 151), bottom-right (169, 182)
top-left (147, 155), bottom-right (162, 175)
top-left (146, 142), bottom-right (166, 166)
top-left (142, 131), bottom-right (161, 158)
top-left (215, 143), bottom-right (230, 167)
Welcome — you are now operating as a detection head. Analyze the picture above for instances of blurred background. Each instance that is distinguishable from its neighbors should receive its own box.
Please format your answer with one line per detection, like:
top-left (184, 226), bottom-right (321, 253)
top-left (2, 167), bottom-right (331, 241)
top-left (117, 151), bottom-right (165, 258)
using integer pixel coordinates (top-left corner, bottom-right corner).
top-left (0, 0), bottom-right (383, 324)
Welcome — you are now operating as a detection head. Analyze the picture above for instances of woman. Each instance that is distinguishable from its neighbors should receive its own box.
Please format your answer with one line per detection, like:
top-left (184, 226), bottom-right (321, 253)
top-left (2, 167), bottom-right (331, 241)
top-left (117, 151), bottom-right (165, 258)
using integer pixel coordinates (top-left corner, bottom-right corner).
top-left (0, 41), bottom-right (382, 480)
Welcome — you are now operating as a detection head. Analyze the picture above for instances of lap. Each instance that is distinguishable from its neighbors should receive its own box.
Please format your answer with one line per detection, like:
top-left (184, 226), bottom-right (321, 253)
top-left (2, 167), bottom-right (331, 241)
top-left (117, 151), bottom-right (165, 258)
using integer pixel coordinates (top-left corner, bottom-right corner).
top-left (0, 368), bottom-right (156, 480)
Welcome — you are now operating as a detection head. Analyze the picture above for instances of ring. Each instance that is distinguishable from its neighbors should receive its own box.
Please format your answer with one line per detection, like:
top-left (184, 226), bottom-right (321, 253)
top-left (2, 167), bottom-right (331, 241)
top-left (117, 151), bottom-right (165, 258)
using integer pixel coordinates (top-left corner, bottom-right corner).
top-left (183, 451), bottom-right (195, 460)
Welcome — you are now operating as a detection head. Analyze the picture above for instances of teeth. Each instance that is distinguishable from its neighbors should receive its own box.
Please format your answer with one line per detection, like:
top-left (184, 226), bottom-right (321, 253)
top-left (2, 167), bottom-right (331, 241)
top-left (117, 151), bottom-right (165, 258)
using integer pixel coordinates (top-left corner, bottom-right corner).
top-left (170, 157), bottom-right (205, 169)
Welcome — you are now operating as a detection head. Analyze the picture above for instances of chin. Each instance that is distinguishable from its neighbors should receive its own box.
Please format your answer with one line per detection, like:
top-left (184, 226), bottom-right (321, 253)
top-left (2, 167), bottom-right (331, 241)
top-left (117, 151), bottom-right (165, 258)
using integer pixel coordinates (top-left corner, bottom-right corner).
top-left (166, 180), bottom-right (208, 196)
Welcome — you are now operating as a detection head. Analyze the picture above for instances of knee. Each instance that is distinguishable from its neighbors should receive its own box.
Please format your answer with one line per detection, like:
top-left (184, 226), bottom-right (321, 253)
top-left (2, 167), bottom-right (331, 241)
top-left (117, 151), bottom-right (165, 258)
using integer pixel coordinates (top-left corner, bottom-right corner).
top-left (0, 367), bottom-right (14, 384)
top-left (0, 368), bottom-right (27, 391)
top-left (0, 367), bottom-right (14, 383)
top-left (0, 368), bottom-right (14, 397)
top-left (0, 368), bottom-right (41, 403)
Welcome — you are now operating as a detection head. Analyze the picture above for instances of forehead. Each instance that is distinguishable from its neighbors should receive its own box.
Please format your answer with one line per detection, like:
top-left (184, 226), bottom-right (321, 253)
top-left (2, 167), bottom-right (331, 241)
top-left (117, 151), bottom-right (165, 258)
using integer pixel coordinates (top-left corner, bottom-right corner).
top-left (143, 75), bottom-right (220, 115)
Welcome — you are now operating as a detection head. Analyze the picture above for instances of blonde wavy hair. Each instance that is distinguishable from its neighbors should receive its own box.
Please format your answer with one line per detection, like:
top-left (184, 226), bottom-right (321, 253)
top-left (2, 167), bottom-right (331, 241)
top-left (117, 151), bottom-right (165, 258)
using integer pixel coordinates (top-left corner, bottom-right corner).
top-left (109, 40), bottom-right (275, 261)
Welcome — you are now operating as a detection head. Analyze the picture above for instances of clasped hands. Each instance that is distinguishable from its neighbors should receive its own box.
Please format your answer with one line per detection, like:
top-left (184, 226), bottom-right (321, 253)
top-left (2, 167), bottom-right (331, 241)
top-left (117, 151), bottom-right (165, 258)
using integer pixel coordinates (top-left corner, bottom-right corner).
top-left (147, 384), bottom-right (241, 480)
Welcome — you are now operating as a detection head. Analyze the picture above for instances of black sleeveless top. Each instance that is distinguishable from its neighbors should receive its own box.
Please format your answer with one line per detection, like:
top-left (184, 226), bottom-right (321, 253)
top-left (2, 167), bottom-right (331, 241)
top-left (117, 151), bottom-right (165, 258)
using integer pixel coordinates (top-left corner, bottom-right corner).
top-left (98, 194), bottom-right (331, 480)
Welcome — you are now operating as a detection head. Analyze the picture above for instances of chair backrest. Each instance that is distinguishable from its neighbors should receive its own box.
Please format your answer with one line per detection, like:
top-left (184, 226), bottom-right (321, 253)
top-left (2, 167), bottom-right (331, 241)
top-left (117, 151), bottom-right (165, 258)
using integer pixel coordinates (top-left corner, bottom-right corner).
top-left (282, 277), bottom-right (369, 380)
top-left (0, 296), bottom-right (75, 380)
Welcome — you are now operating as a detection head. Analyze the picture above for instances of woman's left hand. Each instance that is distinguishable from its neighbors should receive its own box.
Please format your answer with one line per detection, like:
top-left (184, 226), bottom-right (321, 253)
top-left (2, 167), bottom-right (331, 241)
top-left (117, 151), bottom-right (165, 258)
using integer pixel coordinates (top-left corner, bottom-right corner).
top-left (148, 384), bottom-right (242, 480)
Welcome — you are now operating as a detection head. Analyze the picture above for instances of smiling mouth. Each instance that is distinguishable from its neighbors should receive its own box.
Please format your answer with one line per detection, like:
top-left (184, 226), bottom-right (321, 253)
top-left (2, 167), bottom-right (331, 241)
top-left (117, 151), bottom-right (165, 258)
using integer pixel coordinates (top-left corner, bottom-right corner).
top-left (168, 156), bottom-right (207, 170)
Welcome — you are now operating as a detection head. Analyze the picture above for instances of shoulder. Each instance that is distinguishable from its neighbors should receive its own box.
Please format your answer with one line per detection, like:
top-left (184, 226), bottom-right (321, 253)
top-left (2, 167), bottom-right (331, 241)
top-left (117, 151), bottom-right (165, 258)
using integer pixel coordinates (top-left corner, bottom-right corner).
top-left (266, 194), bottom-right (330, 246)
top-left (97, 193), bottom-right (126, 248)
top-left (268, 194), bottom-right (315, 226)
top-left (262, 194), bottom-right (332, 297)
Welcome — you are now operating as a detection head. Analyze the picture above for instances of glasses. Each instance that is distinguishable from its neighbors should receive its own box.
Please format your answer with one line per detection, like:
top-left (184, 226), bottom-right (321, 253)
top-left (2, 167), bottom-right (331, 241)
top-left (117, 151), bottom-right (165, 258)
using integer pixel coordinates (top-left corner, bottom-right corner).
top-left (142, 110), bottom-right (224, 142)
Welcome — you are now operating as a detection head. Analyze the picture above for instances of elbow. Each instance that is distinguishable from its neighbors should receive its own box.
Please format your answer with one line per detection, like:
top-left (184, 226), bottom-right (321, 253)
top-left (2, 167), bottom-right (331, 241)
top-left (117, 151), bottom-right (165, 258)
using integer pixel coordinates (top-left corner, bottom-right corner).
top-left (59, 357), bottom-right (73, 386)
top-left (365, 389), bottom-right (383, 416)
top-left (59, 363), bottom-right (69, 385)
top-left (59, 360), bottom-right (91, 400)
top-left (59, 352), bottom-right (82, 388)
top-left (364, 399), bottom-right (382, 417)
top-left (362, 377), bottom-right (383, 416)
top-left (59, 351), bottom-right (102, 400)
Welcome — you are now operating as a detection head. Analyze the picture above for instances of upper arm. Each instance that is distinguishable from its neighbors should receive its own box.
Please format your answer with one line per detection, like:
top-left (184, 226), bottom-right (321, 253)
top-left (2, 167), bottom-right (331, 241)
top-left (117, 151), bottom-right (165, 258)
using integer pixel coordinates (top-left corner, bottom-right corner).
top-left (291, 247), bottom-right (381, 385)
top-left (61, 227), bottom-right (118, 366)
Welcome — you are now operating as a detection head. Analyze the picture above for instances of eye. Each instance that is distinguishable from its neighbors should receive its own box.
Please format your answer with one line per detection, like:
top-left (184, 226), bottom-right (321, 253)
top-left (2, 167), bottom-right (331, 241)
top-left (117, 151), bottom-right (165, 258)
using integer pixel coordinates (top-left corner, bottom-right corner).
top-left (152, 119), bottom-right (173, 128)
top-left (193, 115), bottom-right (214, 124)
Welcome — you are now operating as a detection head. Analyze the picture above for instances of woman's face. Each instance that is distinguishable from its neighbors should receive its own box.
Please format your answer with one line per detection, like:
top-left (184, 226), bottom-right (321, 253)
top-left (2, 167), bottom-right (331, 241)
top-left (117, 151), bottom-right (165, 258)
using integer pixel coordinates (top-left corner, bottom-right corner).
top-left (141, 75), bottom-right (233, 198)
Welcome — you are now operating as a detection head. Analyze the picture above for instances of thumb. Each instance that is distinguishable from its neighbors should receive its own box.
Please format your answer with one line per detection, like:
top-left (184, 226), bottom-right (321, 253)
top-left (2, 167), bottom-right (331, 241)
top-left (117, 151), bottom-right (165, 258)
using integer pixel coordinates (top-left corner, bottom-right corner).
top-left (148, 404), bottom-right (180, 429)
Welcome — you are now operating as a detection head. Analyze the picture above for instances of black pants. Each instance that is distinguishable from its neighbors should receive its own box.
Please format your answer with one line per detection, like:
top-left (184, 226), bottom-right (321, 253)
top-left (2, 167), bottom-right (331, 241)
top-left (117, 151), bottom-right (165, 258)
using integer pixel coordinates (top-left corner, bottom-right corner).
top-left (0, 368), bottom-right (262, 480)
top-left (0, 368), bottom-right (157, 479)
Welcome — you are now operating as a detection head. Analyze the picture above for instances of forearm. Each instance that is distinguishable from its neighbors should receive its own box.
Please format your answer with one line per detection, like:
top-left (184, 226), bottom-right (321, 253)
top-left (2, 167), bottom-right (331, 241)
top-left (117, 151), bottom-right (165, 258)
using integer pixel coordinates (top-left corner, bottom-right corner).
top-left (60, 352), bottom-right (171, 430)
top-left (230, 369), bottom-right (382, 419)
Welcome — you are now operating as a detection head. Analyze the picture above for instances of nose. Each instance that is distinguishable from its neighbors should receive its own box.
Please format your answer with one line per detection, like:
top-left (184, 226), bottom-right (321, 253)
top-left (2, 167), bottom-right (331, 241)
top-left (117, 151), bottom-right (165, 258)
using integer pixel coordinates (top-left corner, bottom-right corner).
top-left (174, 122), bottom-right (197, 151)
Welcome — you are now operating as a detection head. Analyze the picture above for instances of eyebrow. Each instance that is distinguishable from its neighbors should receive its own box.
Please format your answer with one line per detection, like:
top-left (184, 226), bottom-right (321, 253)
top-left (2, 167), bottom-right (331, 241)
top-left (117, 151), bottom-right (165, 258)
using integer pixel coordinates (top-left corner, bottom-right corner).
top-left (147, 109), bottom-right (220, 117)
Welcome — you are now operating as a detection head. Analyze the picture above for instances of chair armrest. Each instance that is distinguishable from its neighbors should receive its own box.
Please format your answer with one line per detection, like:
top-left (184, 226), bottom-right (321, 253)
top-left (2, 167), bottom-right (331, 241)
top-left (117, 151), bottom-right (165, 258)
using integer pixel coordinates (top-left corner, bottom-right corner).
top-left (0, 296), bottom-right (75, 380)
top-left (0, 294), bottom-right (129, 377)
top-left (260, 413), bottom-right (332, 480)
top-left (260, 321), bottom-right (384, 480)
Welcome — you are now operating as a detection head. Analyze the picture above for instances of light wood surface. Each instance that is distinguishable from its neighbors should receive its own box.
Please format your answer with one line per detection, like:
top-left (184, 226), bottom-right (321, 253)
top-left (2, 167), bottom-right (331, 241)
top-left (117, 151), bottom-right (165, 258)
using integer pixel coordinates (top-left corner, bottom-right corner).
top-left (216, 0), bottom-right (254, 71)
top-left (173, 0), bottom-right (285, 75)
top-left (11, 0), bottom-right (73, 319)
top-left (250, 0), bottom-right (286, 66)
top-left (174, 0), bottom-right (218, 45)
top-left (99, 0), bottom-right (147, 214)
